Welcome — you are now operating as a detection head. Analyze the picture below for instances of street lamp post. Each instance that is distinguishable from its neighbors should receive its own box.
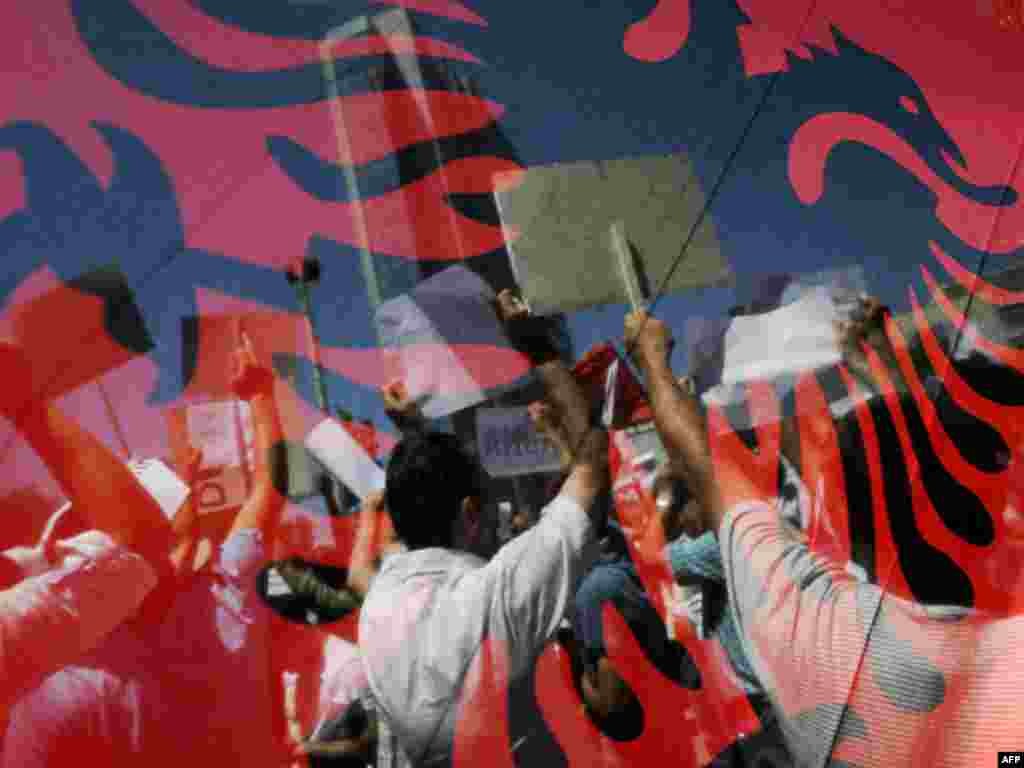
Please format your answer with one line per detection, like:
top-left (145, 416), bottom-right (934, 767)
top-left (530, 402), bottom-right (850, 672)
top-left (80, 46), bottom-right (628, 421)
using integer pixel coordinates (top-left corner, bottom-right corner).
top-left (286, 256), bottom-right (348, 516)
top-left (286, 256), bottom-right (330, 414)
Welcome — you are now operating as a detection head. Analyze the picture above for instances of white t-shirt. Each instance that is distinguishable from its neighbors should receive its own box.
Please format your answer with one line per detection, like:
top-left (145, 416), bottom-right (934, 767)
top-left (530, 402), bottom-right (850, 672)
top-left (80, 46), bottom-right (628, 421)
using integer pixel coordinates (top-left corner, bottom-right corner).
top-left (358, 493), bottom-right (596, 765)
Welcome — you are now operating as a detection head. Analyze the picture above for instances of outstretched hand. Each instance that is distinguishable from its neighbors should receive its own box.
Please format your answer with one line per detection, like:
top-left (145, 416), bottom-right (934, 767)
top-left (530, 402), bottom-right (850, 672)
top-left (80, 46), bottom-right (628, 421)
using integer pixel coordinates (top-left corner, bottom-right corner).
top-left (231, 331), bottom-right (276, 401)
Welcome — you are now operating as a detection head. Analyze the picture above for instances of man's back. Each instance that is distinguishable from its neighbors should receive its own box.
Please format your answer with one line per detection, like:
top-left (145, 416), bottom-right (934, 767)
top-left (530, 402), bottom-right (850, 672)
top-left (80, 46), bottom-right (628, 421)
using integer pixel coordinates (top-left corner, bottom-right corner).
top-left (359, 492), bottom-right (597, 765)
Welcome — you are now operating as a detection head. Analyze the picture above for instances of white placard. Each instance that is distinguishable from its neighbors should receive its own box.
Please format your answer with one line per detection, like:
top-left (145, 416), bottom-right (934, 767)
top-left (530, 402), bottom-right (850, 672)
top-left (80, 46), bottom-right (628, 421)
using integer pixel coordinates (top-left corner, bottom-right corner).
top-left (718, 286), bottom-right (840, 385)
top-left (305, 419), bottom-right (386, 502)
top-left (692, 286), bottom-right (850, 428)
top-left (476, 407), bottom-right (563, 478)
top-left (375, 266), bottom-right (505, 419)
top-left (185, 401), bottom-right (253, 469)
top-left (126, 457), bottom-right (191, 521)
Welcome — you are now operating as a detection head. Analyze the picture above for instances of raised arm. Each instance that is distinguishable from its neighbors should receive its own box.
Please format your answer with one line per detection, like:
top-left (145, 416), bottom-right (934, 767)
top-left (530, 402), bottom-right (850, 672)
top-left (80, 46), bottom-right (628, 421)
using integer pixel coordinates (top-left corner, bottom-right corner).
top-left (168, 448), bottom-right (203, 576)
top-left (527, 400), bottom-right (574, 469)
top-left (624, 311), bottom-right (726, 531)
top-left (499, 291), bottom-right (608, 519)
top-left (347, 491), bottom-right (393, 598)
top-left (0, 343), bottom-right (171, 560)
top-left (227, 333), bottom-right (287, 539)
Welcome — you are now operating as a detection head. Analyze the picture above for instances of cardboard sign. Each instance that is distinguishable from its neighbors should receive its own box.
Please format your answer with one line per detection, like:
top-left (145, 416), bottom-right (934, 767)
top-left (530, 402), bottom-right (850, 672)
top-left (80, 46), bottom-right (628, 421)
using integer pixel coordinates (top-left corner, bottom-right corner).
top-left (493, 153), bottom-right (732, 315)
top-left (475, 406), bottom-right (563, 478)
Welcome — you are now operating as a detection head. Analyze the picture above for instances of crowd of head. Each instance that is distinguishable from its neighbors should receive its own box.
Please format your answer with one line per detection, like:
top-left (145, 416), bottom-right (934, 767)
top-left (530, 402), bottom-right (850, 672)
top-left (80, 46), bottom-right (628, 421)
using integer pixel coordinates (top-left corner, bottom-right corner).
top-left (2, 286), bottom-right (1024, 768)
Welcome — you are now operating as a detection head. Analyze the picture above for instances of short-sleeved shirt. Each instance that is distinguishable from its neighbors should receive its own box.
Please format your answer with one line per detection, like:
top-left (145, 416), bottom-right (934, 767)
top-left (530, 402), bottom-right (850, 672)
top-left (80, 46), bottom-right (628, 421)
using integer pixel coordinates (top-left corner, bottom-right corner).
top-left (359, 493), bottom-right (597, 766)
top-left (312, 637), bottom-right (370, 739)
top-left (719, 500), bottom-right (1024, 767)
top-left (664, 532), bottom-right (761, 695)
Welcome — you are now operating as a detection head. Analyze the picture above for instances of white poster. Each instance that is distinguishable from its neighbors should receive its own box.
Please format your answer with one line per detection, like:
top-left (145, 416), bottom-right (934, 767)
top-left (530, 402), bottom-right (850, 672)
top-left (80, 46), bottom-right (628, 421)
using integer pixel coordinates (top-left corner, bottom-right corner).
top-left (185, 400), bottom-right (254, 469)
top-left (376, 265), bottom-right (506, 419)
top-left (305, 419), bottom-right (386, 502)
top-left (182, 400), bottom-right (254, 516)
top-left (476, 407), bottom-right (563, 478)
top-left (126, 457), bottom-right (191, 521)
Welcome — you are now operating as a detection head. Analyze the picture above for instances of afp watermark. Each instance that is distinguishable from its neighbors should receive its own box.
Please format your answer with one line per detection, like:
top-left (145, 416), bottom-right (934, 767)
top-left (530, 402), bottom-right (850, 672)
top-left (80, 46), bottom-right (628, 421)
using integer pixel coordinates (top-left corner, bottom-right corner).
top-left (999, 753), bottom-right (1024, 765)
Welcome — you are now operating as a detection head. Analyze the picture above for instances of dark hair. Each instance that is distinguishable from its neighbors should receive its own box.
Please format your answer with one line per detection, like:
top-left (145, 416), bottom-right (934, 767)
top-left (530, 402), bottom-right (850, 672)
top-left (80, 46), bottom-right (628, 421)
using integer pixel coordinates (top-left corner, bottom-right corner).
top-left (385, 431), bottom-right (481, 550)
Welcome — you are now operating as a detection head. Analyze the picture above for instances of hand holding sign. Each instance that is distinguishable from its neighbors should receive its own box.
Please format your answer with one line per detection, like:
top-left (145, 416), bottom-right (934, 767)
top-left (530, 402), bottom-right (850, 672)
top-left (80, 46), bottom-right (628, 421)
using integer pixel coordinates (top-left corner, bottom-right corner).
top-left (625, 310), bottom-right (675, 374)
top-left (382, 378), bottom-right (425, 433)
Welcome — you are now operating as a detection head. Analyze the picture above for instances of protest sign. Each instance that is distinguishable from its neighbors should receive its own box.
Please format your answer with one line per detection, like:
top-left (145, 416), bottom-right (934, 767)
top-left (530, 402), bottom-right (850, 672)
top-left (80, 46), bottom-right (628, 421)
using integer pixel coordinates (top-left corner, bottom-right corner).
top-left (376, 265), bottom-right (516, 419)
top-left (475, 406), bottom-right (563, 478)
top-left (493, 153), bottom-right (732, 315)
top-left (305, 418), bottom-right (386, 502)
top-left (165, 400), bottom-right (253, 516)
top-left (687, 275), bottom-right (865, 430)
top-left (126, 457), bottom-right (190, 521)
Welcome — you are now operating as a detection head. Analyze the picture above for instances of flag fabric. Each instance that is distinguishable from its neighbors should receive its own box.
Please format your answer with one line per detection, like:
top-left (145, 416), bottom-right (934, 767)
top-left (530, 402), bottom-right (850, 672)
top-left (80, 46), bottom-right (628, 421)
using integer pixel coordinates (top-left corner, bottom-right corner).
top-left (572, 343), bottom-right (652, 428)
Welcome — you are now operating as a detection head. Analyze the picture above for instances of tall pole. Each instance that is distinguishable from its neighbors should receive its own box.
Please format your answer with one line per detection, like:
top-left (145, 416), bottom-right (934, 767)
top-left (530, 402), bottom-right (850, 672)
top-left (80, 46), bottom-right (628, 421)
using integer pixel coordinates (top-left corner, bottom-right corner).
top-left (286, 257), bottom-right (345, 515)
top-left (293, 277), bottom-right (329, 414)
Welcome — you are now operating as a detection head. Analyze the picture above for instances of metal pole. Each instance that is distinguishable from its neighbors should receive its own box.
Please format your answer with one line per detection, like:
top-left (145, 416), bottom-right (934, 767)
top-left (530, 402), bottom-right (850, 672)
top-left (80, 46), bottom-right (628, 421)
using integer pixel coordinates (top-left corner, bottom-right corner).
top-left (293, 277), bottom-right (330, 415)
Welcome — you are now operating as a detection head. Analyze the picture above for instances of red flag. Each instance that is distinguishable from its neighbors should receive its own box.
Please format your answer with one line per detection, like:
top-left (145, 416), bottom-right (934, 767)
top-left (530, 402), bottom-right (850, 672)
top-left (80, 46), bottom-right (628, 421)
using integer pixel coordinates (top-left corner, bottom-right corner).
top-left (572, 343), bottom-right (652, 428)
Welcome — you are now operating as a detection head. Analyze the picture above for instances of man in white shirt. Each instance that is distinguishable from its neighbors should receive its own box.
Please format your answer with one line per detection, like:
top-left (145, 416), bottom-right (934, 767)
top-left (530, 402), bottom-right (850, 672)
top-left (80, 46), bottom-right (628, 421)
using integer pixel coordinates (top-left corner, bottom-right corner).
top-left (626, 302), bottom-right (1024, 767)
top-left (359, 291), bottom-right (609, 766)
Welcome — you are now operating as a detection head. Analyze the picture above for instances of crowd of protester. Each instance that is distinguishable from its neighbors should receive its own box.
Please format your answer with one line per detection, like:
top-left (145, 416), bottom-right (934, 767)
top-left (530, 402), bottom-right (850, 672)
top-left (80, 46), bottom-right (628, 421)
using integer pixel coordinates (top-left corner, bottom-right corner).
top-left (3, 283), bottom-right (1024, 768)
